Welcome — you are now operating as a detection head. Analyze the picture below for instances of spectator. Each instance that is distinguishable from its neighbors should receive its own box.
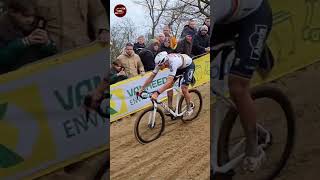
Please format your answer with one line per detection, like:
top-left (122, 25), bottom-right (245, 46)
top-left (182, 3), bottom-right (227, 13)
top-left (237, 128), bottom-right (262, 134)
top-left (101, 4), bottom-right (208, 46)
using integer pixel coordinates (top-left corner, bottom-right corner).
top-left (32, 0), bottom-right (109, 52)
top-left (139, 41), bottom-right (160, 71)
top-left (175, 33), bottom-right (193, 57)
top-left (192, 25), bottom-right (210, 56)
top-left (117, 43), bottom-right (145, 78)
top-left (160, 37), bottom-right (174, 54)
top-left (180, 19), bottom-right (197, 39)
top-left (0, 0), bottom-right (57, 75)
top-left (110, 59), bottom-right (128, 84)
top-left (133, 35), bottom-right (146, 54)
top-left (157, 33), bottom-right (166, 44)
top-left (163, 25), bottom-right (177, 49)
top-left (203, 17), bottom-right (210, 32)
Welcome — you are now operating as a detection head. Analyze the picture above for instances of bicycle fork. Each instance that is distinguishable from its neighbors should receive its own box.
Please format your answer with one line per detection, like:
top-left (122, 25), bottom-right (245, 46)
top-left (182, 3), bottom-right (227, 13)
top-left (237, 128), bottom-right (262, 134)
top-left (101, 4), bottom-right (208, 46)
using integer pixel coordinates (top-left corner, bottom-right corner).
top-left (148, 102), bottom-right (158, 128)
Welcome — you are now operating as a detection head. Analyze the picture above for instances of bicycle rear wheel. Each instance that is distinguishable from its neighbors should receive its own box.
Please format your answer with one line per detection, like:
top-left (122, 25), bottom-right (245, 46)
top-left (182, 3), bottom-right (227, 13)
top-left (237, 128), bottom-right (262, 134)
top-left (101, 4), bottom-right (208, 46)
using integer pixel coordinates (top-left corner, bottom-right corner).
top-left (178, 89), bottom-right (203, 122)
top-left (217, 85), bottom-right (295, 180)
top-left (134, 107), bottom-right (165, 144)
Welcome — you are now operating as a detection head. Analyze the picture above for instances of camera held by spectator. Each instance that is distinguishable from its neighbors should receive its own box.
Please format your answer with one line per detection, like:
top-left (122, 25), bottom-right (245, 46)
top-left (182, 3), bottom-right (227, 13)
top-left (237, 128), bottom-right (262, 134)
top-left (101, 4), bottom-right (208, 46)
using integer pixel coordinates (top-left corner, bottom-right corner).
top-left (111, 59), bottom-right (128, 84)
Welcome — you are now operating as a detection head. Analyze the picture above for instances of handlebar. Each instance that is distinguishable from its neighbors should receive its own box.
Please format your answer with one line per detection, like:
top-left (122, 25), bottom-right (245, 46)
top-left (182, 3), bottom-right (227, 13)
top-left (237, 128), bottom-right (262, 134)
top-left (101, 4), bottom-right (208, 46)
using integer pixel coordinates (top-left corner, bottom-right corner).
top-left (136, 91), bottom-right (161, 104)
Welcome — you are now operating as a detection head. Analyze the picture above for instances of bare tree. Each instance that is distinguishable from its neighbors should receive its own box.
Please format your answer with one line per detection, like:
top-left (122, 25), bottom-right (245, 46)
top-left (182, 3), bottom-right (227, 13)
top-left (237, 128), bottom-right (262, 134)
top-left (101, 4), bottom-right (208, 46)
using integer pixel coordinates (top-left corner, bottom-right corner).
top-left (134, 0), bottom-right (170, 38)
top-left (178, 0), bottom-right (210, 17)
top-left (110, 18), bottom-right (138, 62)
top-left (160, 0), bottom-right (209, 38)
top-left (159, 0), bottom-right (187, 37)
top-left (120, 0), bottom-right (209, 43)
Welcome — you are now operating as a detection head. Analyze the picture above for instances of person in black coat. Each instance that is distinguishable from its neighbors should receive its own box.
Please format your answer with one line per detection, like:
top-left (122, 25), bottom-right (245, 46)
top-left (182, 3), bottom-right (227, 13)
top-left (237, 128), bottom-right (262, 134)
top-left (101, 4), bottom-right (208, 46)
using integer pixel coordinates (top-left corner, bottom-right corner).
top-left (138, 41), bottom-right (160, 71)
top-left (192, 25), bottom-right (210, 56)
top-left (180, 19), bottom-right (198, 39)
top-left (133, 35), bottom-right (146, 54)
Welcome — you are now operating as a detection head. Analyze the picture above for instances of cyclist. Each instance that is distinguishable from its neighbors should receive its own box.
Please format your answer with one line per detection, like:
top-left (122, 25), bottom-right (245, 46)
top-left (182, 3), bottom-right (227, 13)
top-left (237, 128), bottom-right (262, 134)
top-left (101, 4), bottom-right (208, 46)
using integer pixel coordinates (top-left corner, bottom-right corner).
top-left (137, 51), bottom-right (195, 117)
top-left (212, 0), bottom-right (273, 172)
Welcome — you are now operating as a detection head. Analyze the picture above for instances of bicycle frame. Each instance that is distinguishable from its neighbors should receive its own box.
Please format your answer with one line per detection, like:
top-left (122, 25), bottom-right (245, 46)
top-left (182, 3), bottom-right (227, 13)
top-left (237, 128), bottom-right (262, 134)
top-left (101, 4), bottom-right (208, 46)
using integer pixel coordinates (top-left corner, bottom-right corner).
top-left (146, 75), bottom-right (188, 127)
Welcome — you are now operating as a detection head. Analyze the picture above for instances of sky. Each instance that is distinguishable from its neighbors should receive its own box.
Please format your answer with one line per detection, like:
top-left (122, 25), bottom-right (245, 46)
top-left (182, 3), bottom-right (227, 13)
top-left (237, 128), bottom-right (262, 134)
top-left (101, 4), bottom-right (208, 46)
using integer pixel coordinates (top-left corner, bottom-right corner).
top-left (110, 0), bottom-right (150, 35)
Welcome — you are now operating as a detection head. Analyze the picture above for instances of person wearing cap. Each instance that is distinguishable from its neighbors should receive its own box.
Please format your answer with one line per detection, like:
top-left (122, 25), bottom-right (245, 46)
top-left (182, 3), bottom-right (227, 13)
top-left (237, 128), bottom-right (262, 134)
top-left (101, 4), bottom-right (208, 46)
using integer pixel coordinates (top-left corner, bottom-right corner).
top-left (137, 51), bottom-right (196, 117)
top-left (175, 32), bottom-right (193, 57)
top-left (192, 25), bottom-right (210, 56)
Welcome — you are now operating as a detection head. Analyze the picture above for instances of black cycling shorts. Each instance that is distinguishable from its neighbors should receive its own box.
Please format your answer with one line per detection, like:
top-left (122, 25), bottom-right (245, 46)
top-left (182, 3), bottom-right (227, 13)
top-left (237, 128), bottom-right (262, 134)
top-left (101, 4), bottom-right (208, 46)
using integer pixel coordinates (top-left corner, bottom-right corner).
top-left (211, 0), bottom-right (273, 79)
top-left (174, 62), bottom-right (195, 85)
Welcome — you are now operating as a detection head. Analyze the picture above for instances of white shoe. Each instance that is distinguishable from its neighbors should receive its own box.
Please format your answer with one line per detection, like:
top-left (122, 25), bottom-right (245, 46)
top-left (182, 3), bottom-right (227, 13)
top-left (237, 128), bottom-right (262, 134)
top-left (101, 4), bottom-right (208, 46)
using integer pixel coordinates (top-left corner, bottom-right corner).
top-left (242, 147), bottom-right (266, 172)
top-left (185, 107), bottom-right (194, 117)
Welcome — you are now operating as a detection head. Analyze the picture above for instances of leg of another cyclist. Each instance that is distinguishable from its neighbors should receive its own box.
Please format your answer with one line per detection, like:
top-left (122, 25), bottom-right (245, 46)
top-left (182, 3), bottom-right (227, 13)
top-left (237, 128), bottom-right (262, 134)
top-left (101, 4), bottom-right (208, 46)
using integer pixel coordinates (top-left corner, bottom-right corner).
top-left (229, 75), bottom-right (258, 157)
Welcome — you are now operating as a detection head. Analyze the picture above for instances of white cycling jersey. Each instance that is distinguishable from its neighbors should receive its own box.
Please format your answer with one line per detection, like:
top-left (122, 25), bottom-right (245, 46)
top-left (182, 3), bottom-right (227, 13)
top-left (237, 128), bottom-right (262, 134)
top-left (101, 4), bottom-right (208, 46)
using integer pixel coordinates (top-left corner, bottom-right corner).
top-left (152, 53), bottom-right (192, 77)
top-left (213, 0), bottom-right (263, 23)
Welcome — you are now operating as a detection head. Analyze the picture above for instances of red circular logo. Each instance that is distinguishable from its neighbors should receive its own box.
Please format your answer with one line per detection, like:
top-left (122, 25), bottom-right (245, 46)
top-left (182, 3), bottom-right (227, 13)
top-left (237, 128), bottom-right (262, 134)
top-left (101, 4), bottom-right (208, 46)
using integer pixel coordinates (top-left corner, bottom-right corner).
top-left (114, 4), bottom-right (127, 17)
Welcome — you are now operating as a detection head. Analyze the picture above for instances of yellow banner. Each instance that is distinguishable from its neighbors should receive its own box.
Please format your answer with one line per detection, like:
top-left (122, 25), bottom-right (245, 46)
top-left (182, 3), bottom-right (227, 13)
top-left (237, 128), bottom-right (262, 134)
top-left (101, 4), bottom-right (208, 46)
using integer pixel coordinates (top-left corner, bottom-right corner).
top-left (0, 43), bottom-right (108, 180)
top-left (252, 0), bottom-right (320, 84)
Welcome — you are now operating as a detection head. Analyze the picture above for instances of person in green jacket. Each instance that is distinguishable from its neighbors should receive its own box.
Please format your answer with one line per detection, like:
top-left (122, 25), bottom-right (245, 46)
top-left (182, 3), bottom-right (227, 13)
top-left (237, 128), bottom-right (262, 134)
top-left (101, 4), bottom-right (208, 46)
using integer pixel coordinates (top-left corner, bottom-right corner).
top-left (0, 0), bottom-right (57, 75)
top-left (110, 59), bottom-right (128, 84)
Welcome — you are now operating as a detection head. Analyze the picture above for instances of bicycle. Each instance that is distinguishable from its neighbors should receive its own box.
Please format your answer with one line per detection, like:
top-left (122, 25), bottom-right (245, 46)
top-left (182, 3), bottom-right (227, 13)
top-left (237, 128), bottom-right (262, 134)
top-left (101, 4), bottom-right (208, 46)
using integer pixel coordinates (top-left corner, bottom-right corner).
top-left (134, 74), bottom-right (203, 144)
top-left (211, 41), bottom-right (296, 180)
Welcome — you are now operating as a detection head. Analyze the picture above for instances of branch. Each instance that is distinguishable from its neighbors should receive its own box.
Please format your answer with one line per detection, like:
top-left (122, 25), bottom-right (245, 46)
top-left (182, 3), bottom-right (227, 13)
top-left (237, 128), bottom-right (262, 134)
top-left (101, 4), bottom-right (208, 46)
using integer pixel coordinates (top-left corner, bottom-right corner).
top-left (200, 0), bottom-right (210, 5)
top-left (179, 0), bottom-right (199, 8)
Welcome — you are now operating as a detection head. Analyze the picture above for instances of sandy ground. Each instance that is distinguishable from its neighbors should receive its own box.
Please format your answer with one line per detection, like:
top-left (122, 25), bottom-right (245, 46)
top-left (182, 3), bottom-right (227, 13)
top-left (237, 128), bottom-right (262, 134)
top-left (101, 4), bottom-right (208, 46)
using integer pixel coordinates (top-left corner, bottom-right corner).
top-left (110, 83), bottom-right (211, 180)
top-left (35, 151), bottom-right (109, 180)
top-left (272, 62), bottom-right (320, 180)
top-left (38, 61), bottom-right (320, 180)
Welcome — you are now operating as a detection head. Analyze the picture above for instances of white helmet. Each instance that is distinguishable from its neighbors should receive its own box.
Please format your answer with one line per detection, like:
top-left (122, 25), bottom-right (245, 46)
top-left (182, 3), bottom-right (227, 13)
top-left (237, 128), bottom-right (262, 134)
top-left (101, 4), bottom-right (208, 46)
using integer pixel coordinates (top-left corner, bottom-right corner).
top-left (154, 51), bottom-right (168, 65)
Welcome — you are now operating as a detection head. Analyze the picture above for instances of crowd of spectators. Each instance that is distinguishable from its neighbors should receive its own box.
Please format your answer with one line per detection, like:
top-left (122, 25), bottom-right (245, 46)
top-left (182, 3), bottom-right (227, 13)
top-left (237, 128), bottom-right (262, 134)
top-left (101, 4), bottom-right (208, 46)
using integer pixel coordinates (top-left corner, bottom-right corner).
top-left (111, 17), bottom-right (210, 84)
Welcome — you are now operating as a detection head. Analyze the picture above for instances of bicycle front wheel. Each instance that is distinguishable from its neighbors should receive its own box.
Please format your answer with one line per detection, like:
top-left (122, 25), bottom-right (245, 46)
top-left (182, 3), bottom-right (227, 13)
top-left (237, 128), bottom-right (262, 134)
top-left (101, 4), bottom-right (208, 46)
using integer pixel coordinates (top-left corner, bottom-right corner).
top-left (217, 85), bottom-right (295, 180)
top-left (134, 107), bottom-right (165, 144)
top-left (178, 89), bottom-right (203, 122)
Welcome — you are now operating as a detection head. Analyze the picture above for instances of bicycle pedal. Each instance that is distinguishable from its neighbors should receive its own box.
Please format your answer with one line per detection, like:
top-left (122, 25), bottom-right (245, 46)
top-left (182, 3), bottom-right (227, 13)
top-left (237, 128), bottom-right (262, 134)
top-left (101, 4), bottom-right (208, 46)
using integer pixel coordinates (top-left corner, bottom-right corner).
top-left (171, 116), bottom-right (177, 120)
